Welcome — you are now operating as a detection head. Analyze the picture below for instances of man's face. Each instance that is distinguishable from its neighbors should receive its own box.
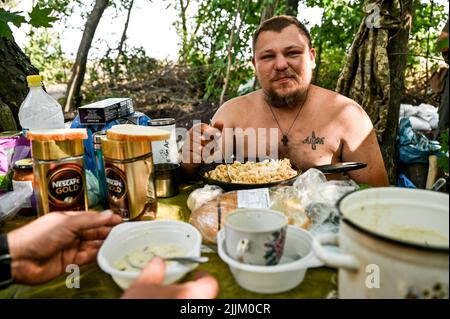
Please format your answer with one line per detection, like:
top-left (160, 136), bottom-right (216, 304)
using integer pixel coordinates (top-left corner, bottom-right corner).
top-left (253, 25), bottom-right (316, 108)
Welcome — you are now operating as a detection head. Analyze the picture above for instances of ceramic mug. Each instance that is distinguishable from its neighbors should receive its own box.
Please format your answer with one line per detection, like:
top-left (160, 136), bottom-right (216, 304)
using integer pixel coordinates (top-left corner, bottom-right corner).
top-left (224, 208), bottom-right (288, 265)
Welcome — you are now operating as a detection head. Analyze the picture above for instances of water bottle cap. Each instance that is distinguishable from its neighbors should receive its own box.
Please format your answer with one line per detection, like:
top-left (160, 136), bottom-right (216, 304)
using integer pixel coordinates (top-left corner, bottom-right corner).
top-left (26, 75), bottom-right (42, 87)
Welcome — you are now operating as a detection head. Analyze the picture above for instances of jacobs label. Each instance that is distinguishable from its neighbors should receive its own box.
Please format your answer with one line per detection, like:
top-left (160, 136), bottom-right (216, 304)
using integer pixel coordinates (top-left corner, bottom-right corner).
top-left (105, 164), bottom-right (130, 219)
top-left (47, 164), bottom-right (85, 210)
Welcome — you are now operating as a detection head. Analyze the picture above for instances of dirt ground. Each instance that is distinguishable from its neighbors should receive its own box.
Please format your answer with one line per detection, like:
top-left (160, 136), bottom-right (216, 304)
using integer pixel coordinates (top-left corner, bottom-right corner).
top-left (137, 100), bottom-right (219, 129)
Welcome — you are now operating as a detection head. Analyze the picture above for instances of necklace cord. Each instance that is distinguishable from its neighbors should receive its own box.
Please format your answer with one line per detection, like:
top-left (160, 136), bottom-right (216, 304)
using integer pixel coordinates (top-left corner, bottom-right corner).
top-left (266, 89), bottom-right (309, 142)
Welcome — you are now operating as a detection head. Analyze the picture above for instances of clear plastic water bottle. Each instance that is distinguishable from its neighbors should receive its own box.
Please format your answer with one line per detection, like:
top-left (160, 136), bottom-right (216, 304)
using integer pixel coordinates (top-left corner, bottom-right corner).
top-left (18, 75), bottom-right (65, 130)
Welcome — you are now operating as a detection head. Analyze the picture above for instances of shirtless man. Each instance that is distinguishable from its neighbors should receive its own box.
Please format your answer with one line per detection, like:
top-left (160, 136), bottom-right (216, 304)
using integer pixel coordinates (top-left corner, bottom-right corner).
top-left (182, 15), bottom-right (388, 186)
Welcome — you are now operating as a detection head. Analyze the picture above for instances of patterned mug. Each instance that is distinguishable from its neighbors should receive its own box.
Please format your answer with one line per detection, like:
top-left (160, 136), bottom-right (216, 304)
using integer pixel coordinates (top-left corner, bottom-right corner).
top-left (224, 208), bottom-right (288, 265)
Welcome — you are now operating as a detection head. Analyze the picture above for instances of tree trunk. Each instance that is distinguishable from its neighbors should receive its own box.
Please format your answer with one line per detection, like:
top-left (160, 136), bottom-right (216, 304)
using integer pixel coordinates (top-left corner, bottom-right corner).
top-left (260, 0), bottom-right (279, 22)
top-left (0, 37), bottom-right (39, 132)
top-left (285, 0), bottom-right (299, 16)
top-left (112, 0), bottom-right (135, 86)
top-left (220, 0), bottom-right (243, 106)
top-left (179, 0), bottom-right (190, 66)
top-left (64, 0), bottom-right (108, 112)
top-left (381, 0), bottom-right (413, 184)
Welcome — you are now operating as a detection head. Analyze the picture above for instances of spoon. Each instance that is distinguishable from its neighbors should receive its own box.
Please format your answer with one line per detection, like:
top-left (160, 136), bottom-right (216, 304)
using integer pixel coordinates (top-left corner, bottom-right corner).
top-left (126, 256), bottom-right (209, 269)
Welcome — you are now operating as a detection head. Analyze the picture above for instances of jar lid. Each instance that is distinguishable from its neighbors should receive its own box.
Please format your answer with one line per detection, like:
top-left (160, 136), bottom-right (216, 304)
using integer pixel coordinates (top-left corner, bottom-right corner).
top-left (150, 118), bottom-right (175, 126)
top-left (15, 158), bottom-right (33, 169)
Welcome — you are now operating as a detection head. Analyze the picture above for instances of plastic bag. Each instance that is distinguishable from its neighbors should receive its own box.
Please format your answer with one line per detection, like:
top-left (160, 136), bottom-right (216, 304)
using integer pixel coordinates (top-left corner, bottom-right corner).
top-left (398, 117), bottom-right (441, 164)
top-left (70, 111), bottom-right (151, 172)
top-left (292, 168), bottom-right (359, 236)
top-left (0, 187), bottom-right (33, 224)
top-left (187, 184), bottom-right (224, 211)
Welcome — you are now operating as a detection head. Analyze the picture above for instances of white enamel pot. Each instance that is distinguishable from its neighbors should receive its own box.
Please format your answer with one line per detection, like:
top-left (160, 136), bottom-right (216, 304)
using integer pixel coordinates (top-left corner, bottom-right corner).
top-left (312, 187), bottom-right (449, 299)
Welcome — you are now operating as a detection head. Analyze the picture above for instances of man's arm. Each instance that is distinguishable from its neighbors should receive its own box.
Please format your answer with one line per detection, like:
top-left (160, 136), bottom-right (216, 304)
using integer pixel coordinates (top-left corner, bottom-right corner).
top-left (339, 103), bottom-right (389, 186)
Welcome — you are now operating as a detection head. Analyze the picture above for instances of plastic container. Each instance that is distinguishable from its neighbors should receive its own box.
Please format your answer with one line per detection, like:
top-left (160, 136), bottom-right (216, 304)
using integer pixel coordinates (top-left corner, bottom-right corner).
top-left (217, 226), bottom-right (323, 294)
top-left (149, 118), bottom-right (178, 164)
top-left (97, 220), bottom-right (202, 290)
top-left (18, 75), bottom-right (65, 130)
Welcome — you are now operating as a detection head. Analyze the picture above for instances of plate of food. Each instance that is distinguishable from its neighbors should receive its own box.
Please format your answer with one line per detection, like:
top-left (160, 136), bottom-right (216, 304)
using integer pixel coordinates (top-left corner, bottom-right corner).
top-left (199, 158), bottom-right (300, 191)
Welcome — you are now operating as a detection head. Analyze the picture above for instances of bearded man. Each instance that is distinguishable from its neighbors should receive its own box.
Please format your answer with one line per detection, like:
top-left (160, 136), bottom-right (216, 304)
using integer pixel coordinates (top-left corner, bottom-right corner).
top-left (182, 15), bottom-right (388, 186)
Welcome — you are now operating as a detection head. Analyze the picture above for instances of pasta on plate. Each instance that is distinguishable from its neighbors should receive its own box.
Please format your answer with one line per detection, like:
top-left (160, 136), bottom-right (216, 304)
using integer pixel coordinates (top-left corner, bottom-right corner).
top-left (206, 159), bottom-right (298, 184)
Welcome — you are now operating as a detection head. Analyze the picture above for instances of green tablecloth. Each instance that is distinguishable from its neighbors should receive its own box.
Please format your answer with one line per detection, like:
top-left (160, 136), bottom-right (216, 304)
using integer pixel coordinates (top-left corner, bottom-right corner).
top-left (0, 183), bottom-right (337, 299)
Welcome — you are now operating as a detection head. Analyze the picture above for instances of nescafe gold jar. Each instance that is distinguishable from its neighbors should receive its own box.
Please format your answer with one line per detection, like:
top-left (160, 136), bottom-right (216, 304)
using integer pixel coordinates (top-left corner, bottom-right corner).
top-left (103, 124), bottom-right (170, 221)
top-left (27, 129), bottom-right (88, 216)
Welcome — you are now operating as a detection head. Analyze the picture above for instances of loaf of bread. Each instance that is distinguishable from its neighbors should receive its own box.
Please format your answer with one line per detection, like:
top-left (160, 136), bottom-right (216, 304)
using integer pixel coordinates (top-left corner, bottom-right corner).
top-left (189, 192), bottom-right (238, 244)
top-left (189, 189), bottom-right (311, 244)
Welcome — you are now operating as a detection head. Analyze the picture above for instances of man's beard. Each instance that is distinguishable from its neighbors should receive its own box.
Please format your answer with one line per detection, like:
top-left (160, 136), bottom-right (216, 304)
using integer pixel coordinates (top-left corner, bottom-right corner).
top-left (264, 86), bottom-right (308, 109)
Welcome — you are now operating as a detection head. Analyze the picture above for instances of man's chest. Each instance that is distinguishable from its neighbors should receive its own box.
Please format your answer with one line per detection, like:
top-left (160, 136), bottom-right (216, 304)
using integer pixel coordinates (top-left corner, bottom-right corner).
top-left (231, 122), bottom-right (342, 170)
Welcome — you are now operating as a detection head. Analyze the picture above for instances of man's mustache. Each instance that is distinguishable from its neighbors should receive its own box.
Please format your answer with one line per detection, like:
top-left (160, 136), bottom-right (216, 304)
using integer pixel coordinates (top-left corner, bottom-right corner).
top-left (271, 70), bottom-right (298, 82)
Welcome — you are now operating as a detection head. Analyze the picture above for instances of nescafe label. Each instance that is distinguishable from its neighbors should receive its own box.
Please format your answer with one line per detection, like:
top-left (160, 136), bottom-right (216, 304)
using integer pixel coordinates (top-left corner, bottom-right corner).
top-left (47, 164), bottom-right (85, 210)
top-left (105, 164), bottom-right (129, 219)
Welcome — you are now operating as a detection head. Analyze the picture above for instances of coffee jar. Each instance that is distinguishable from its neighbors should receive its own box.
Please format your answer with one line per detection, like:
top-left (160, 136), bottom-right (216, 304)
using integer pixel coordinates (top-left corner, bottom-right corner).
top-left (27, 129), bottom-right (88, 216)
top-left (102, 137), bottom-right (157, 221)
top-left (102, 124), bottom-right (170, 221)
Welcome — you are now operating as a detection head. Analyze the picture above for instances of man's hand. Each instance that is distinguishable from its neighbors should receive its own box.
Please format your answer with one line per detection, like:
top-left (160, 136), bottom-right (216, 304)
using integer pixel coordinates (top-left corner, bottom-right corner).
top-left (181, 121), bottom-right (224, 177)
top-left (7, 210), bottom-right (122, 284)
top-left (121, 257), bottom-right (219, 299)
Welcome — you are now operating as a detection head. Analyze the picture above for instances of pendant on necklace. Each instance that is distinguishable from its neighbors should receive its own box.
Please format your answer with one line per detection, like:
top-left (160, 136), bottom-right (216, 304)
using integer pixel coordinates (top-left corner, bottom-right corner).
top-left (282, 135), bottom-right (289, 146)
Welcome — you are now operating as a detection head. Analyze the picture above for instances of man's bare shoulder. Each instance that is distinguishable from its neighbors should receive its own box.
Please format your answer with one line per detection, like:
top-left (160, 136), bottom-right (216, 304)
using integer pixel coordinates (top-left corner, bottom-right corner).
top-left (313, 85), bottom-right (367, 118)
top-left (213, 90), bottom-right (262, 124)
top-left (220, 90), bottom-right (261, 110)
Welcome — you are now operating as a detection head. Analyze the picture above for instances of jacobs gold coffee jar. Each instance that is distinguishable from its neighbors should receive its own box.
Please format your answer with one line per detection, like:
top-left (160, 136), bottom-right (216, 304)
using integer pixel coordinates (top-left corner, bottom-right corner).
top-left (102, 124), bottom-right (170, 221)
top-left (27, 129), bottom-right (88, 216)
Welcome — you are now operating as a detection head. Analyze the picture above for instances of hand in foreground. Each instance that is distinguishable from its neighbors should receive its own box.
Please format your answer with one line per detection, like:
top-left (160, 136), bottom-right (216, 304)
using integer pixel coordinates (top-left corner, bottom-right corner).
top-left (7, 210), bottom-right (122, 284)
top-left (121, 257), bottom-right (219, 299)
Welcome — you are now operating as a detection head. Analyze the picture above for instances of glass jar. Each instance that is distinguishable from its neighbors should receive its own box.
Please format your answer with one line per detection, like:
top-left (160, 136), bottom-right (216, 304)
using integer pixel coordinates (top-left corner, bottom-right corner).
top-left (28, 129), bottom-right (88, 216)
top-left (12, 158), bottom-right (35, 216)
top-left (101, 137), bottom-right (157, 221)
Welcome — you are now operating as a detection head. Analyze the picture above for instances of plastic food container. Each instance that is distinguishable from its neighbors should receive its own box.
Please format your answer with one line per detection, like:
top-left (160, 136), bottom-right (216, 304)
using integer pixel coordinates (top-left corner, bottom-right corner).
top-left (97, 220), bottom-right (202, 290)
top-left (217, 225), bottom-right (323, 294)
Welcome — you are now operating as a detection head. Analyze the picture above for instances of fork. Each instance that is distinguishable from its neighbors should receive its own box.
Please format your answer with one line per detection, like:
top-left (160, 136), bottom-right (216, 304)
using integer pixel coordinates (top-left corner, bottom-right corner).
top-left (209, 119), bottom-right (233, 182)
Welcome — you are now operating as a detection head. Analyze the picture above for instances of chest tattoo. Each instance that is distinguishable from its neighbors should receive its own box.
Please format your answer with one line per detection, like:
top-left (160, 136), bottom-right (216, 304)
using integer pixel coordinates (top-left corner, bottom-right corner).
top-left (303, 131), bottom-right (325, 150)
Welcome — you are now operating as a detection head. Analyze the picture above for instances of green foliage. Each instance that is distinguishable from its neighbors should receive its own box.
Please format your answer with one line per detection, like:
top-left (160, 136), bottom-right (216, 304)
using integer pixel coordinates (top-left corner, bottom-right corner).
top-left (437, 128), bottom-right (449, 174)
top-left (29, 5), bottom-right (58, 28)
top-left (24, 28), bottom-right (70, 83)
top-left (0, 3), bottom-right (59, 38)
top-left (408, 0), bottom-right (447, 66)
top-left (85, 45), bottom-right (159, 100)
top-left (0, 8), bottom-right (26, 38)
top-left (306, 0), bottom-right (364, 89)
top-left (174, 0), bottom-right (263, 101)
